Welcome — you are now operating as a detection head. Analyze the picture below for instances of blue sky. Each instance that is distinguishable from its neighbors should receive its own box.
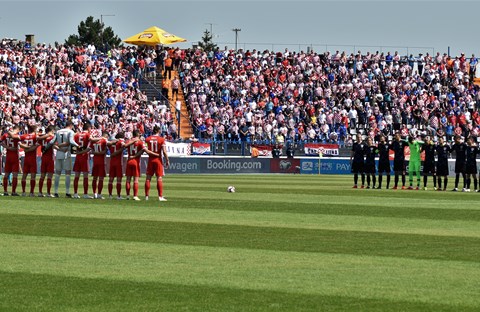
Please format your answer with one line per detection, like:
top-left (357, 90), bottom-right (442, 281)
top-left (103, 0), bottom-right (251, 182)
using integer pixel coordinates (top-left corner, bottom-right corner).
top-left (0, 1), bottom-right (478, 56)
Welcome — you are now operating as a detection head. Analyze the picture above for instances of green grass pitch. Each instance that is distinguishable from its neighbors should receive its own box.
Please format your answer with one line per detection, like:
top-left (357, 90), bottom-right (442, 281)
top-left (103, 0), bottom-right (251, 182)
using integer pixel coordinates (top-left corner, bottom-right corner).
top-left (0, 174), bottom-right (479, 311)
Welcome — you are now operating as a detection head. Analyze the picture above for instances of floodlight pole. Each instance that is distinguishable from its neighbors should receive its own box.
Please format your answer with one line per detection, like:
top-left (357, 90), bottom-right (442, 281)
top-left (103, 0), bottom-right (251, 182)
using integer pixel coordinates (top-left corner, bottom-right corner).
top-left (100, 14), bottom-right (115, 50)
top-left (232, 28), bottom-right (241, 51)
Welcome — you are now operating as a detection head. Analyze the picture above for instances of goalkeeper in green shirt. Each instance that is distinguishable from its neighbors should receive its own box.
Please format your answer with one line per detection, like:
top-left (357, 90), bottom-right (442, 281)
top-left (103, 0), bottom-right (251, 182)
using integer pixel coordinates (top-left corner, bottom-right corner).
top-left (407, 136), bottom-right (424, 190)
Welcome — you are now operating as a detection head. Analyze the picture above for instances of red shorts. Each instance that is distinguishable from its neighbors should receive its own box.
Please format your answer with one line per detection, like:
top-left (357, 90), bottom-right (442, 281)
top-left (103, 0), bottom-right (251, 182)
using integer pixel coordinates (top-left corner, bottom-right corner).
top-left (73, 154), bottom-right (90, 173)
top-left (23, 158), bottom-right (37, 174)
top-left (109, 162), bottom-right (123, 178)
top-left (5, 156), bottom-right (19, 173)
top-left (146, 158), bottom-right (164, 177)
top-left (41, 157), bottom-right (55, 174)
top-left (91, 162), bottom-right (106, 177)
top-left (125, 159), bottom-right (140, 177)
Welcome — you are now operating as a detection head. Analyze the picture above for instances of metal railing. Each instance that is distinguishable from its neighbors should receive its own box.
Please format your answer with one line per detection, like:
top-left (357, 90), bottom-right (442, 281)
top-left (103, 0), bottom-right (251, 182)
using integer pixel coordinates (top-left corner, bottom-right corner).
top-left (138, 72), bottom-right (198, 136)
top-left (213, 41), bottom-right (436, 57)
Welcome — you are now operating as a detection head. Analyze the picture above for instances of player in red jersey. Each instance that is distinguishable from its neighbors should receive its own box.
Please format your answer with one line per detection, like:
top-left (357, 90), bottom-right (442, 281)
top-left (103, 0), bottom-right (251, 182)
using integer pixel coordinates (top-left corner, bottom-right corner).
top-left (89, 131), bottom-right (108, 199)
top-left (125, 130), bottom-right (145, 201)
top-left (37, 125), bottom-right (56, 197)
top-left (107, 132), bottom-right (126, 200)
top-left (18, 125), bottom-right (39, 197)
top-left (1, 125), bottom-right (21, 196)
top-left (72, 124), bottom-right (92, 199)
top-left (144, 125), bottom-right (170, 201)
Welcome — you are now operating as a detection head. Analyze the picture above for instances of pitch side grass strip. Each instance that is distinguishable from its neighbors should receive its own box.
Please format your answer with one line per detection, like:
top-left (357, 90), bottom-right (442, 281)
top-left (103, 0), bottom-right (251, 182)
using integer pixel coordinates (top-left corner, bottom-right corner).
top-left (0, 271), bottom-right (476, 312)
top-left (2, 205), bottom-right (480, 238)
top-left (1, 235), bottom-right (479, 308)
top-left (0, 214), bottom-right (479, 262)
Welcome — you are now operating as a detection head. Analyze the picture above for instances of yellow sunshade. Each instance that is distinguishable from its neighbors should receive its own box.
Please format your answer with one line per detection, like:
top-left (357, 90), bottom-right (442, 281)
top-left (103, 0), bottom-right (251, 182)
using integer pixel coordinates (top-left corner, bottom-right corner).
top-left (123, 26), bottom-right (186, 46)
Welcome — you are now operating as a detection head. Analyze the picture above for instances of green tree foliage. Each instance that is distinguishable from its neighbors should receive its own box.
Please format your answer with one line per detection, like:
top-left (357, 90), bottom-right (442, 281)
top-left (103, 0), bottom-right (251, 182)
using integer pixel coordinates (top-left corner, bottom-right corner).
top-left (198, 29), bottom-right (217, 52)
top-left (65, 16), bottom-right (122, 50)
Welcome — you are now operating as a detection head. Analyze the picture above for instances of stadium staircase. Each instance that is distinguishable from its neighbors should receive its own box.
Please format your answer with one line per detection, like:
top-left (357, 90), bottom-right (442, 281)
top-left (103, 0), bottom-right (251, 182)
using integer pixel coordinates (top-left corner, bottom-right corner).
top-left (140, 70), bottom-right (194, 139)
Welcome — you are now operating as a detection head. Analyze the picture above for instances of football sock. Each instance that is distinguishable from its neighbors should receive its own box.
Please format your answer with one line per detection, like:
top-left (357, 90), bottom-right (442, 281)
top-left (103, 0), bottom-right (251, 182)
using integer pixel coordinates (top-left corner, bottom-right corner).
top-left (3, 176), bottom-right (7, 192)
top-left (423, 176), bottom-right (427, 187)
top-left (39, 177), bottom-right (44, 193)
top-left (353, 174), bottom-right (358, 185)
top-left (92, 179), bottom-right (97, 194)
top-left (437, 176), bottom-right (442, 189)
top-left (116, 183), bottom-right (122, 196)
top-left (444, 177), bottom-right (448, 189)
top-left (401, 175), bottom-right (406, 186)
top-left (378, 174), bottom-right (382, 188)
top-left (455, 174), bottom-right (459, 188)
top-left (361, 174), bottom-right (365, 186)
top-left (30, 179), bottom-right (35, 194)
top-left (126, 181), bottom-right (131, 195)
top-left (22, 180), bottom-right (26, 193)
top-left (433, 176), bottom-right (437, 188)
top-left (133, 182), bottom-right (139, 196)
top-left (386, 175), bottom-right (390, 188)
top-left (372, 176), bottom-right (376, 187)
top-left (366, 175), bottom-right (370, 186)
top-left (12, 177), bottom-right (18, 193)
top-left (394, 174), bottom-right (399, 187)
top-left (74, 177), bottom-right (79, 193)
top-left (145, 180), bottom-right (151, 196)
top-left (54, 174), bottom-right (60, 194)
top-left (98, 180), bottom-right (103, 195)
top-left (83, 177), bottom-right (89, 195)
top-left (47, 178), bottom-right (52, 194)
top-left (108, 182), bottom-right (113, 196)
top-left (157, 178), bottom-right (163, 197)
top-left (65, 175), bottom-right (71, 194)
top-left (474, 178), bottom-right (478, 190)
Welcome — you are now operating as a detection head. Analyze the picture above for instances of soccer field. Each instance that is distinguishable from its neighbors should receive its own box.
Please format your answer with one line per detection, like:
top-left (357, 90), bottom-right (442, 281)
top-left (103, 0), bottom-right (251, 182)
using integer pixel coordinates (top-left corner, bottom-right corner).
top-left (0, 174), bottom-right (479, 311)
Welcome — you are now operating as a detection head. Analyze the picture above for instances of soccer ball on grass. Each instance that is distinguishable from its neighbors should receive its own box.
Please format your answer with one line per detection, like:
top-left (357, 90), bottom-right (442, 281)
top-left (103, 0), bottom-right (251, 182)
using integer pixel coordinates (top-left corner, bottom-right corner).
top-left (227, 186), bottom-right (236, 193)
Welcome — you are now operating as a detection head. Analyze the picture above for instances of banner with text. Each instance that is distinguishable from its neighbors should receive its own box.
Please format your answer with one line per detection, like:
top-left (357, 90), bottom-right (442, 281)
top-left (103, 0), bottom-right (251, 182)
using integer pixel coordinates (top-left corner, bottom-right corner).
top-left (165, 141), bottom-right (191, 156)
top-left (304, 143), bottom-right (339, 156)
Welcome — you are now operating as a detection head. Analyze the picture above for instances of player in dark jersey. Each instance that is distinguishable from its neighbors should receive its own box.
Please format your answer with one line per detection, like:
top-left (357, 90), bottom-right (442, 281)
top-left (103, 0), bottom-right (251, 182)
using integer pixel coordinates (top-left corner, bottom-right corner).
top-left (465, 136), bottom-right (478, 192)
top-left (421, 136), bottom-right (436, 190)
top-left (350, 134), bottom-right (366, 188)
top-left (364, 137), bottom-right (377, 189)
top-left (435, 137), bottom-right (450, 191)
top-left (376, 135), bottom-right (391, 189)
top-left (391, 132), bottom-right (408, 189)
top-left (451, 135), bottom-right (467, 191)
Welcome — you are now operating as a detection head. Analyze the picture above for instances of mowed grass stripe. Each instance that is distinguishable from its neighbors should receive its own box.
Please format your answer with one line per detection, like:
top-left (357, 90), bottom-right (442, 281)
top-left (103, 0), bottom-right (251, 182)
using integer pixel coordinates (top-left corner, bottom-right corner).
top-left (3, 195), bottom-right (480, 222)
top-left (2, 205), bottom-right (480, 238)
top-left (1, 234), bottom-right (480, 308)
top-left (0, 271), bottom-right (475, 312)
top-left (1, 214), bottom-right (479, 262)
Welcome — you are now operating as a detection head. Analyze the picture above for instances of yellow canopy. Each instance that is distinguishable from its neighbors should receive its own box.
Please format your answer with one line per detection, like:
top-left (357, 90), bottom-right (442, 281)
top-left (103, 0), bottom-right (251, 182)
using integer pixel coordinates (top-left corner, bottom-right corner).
top-left (123, 26), bottom-right (187, 46)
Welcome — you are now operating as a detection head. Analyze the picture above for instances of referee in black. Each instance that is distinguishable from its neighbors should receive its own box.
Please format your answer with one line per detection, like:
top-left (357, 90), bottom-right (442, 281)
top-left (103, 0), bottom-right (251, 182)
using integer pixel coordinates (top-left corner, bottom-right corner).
top-left (435, 136), bottom-right (451, 191)
top-left (377, 135), bottom-right (391, 189)
top-left (350, 134), bottom-right (366, 188)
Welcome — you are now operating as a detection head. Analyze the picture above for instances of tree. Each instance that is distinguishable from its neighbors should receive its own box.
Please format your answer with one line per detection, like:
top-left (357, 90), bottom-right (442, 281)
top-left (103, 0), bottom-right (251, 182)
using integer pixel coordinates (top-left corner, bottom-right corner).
top-left (65, 16), bottom-right (122, 50)
top-left (198, 29), bottom-right (217, 53)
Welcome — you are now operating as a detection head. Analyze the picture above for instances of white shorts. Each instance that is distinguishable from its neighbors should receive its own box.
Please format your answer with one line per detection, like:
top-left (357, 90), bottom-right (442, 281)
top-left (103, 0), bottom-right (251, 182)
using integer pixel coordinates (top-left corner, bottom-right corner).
top-left (55, 157), bottom-right (72, 172)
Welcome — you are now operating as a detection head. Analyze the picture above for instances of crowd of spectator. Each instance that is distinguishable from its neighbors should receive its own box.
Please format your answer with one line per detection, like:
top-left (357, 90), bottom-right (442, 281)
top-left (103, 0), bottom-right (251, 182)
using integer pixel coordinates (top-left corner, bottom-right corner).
top-left (180, 47), bottom-right (480, 146)
top-left (2, 39), bottom-right (480, 148)
top-left (0, 39), bottom-right (179, 140)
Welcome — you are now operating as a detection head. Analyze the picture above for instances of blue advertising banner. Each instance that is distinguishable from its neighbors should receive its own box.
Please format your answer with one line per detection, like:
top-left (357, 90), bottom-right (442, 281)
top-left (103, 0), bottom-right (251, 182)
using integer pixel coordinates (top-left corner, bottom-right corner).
top-left (300, 158), bottom-right (352, 174)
